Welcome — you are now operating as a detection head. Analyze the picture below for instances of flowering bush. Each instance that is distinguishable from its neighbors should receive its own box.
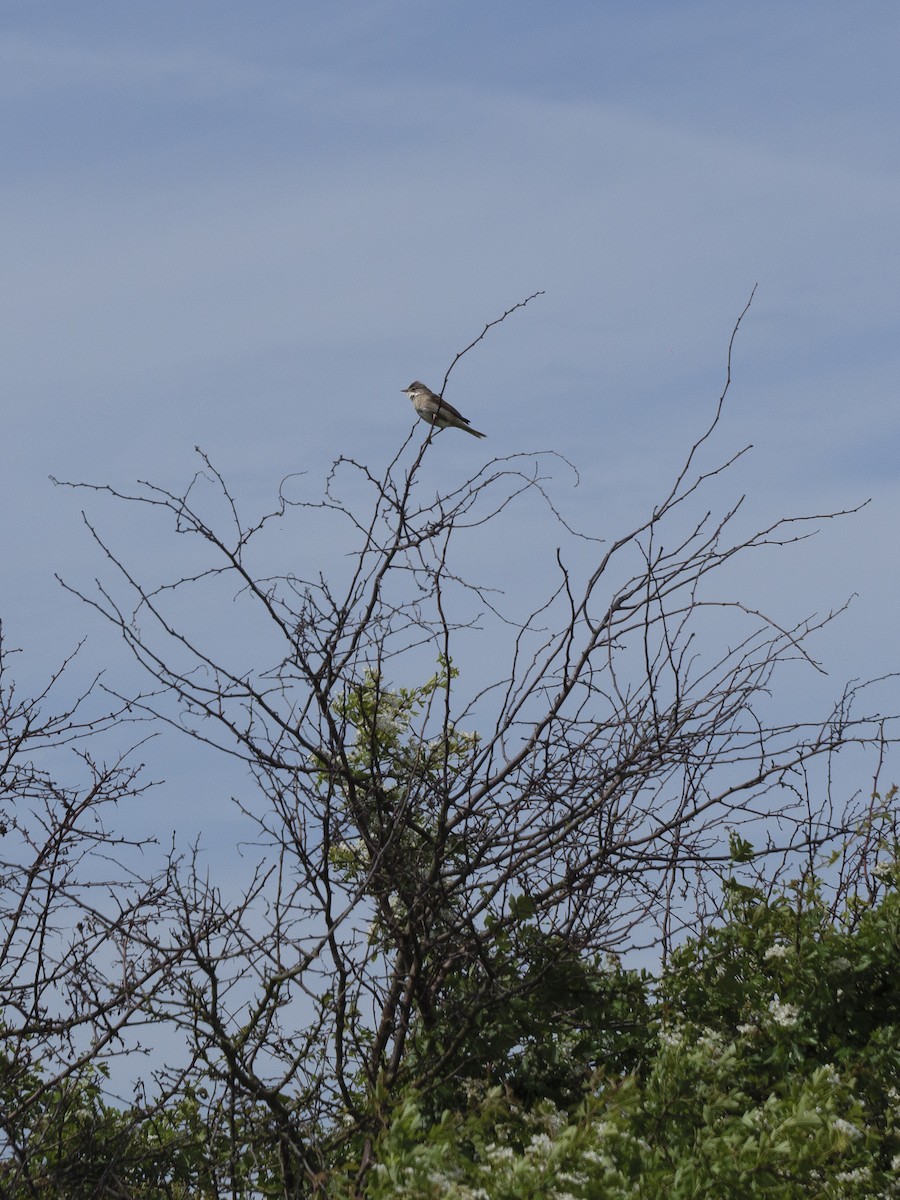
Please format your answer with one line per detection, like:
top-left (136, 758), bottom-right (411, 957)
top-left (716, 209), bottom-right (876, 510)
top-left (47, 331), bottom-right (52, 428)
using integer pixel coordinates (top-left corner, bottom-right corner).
top-left (356, 833), bottom-right (900, 1200)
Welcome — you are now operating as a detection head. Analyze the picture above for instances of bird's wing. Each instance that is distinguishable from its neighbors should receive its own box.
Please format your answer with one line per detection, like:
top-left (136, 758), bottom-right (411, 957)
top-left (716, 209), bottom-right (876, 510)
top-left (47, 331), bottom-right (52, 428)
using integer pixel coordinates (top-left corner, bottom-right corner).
top-left (434, 396), bottom-right (468, 422)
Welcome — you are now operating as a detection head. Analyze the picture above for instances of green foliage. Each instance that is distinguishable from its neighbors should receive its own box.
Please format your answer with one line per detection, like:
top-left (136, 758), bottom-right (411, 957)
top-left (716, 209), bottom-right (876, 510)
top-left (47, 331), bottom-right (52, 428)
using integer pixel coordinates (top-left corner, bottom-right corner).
top-left (360, 841), bottom-right (900, 1200)
top-left (361, 1060), bottom-right (898, 1200)
top-left (328, 668), bottom-right (654, 1115)
top-left (4, 650), bottom-right (900, 1197)
top-left (329, 660), bottom-right (477, 797)
top-left (326, 662), bottom-right (476, 930)
top-left (404, 921), bottom-right (652, 1114)
top-left (0, 1054), bottom-right (282, 1199)
top-left (4, 832), bottom-right (900, 1197)
top-left (0, 1059), bottom-right (205, 1198)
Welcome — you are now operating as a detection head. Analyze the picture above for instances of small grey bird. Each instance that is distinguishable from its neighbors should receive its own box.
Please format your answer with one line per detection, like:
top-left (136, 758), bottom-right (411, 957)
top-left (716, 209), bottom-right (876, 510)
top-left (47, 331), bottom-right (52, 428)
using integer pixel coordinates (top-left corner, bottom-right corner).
top-left (402, 381), bottom-right (486, 438)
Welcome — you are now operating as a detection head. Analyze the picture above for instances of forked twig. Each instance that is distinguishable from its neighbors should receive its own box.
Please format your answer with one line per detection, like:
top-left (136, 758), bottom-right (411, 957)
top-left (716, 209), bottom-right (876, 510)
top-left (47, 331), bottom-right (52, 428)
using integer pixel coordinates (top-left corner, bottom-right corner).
top-left (440, 290), bottom-right (545, 394)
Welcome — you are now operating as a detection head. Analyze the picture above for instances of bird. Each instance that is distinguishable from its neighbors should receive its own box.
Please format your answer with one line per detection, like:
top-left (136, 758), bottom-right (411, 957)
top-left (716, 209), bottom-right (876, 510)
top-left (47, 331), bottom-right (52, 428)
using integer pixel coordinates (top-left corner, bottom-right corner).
top-left (402, 381), bottom-right (486, 438)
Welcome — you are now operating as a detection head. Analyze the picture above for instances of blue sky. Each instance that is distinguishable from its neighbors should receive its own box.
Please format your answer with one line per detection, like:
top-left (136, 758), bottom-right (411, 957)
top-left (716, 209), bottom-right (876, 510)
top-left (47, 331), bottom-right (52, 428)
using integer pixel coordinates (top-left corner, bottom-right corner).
top-left (2, 3), bottom-right (899, 840)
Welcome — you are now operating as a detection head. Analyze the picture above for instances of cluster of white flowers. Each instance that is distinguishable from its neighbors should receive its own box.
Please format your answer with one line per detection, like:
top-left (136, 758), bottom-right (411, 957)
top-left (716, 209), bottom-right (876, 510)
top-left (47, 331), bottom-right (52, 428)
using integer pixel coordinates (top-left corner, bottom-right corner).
top-left (767, 998), bottom-right (799, 1028)
top-left (834, 1165), bottom-right (869, 1184)
top-left (696, 1028), bottom-right (724, 1053)
top-left (373, 695), bottom-right (408, 735)
top-left (557, 1168), bottom-right (587, 1187)
top-left (763, 943), bottom-right (788, 960)
top-left (452, 727), bottom-right (479, 749)
top-left (831, 1116), bottom-right (863, 1140)
top-left (526, 1132), bottom-right (554, 1157)
top-left (658, 1025), bottom-right (685, 1049)
top-left (556, 1176), bottom-right (592, 1195)
top-left (588, 1121), bottom-right (615, 1143)
top-left (334, 835), bottom-right (366, 862)
top-left (820, 1064), bottom-right (842, 1088)
top-left (736, 1022), bottom-right (759, 1037)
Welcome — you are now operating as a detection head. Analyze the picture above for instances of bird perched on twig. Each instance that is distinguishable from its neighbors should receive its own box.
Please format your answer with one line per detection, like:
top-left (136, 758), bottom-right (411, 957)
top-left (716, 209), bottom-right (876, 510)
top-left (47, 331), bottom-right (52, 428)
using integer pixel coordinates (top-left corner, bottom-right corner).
top-left (402, 381), bottom-right (486, 439)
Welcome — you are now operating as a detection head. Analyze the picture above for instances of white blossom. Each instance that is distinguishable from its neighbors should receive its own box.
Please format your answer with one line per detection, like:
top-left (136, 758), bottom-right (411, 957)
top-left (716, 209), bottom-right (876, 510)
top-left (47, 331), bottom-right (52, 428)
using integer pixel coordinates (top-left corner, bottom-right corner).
top-left (526, 1132), bottom-right (554, 1156)
top-left (767, 998), bottom-right (799, 1028)
top-left (831, 1116), bottom-right (862, 1140)
top-left (658, 1026), bottom-right (684, 1048)
top-left (834, 1165), bottom-right (869, 1183)
top-left (697, 1028), bottom-right (723, 1052)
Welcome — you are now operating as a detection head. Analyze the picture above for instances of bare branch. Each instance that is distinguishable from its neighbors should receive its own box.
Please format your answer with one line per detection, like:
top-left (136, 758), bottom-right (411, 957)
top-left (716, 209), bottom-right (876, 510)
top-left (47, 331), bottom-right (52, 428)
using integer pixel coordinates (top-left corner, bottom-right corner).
top-left (440, 290), bottom-right (545, 394)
